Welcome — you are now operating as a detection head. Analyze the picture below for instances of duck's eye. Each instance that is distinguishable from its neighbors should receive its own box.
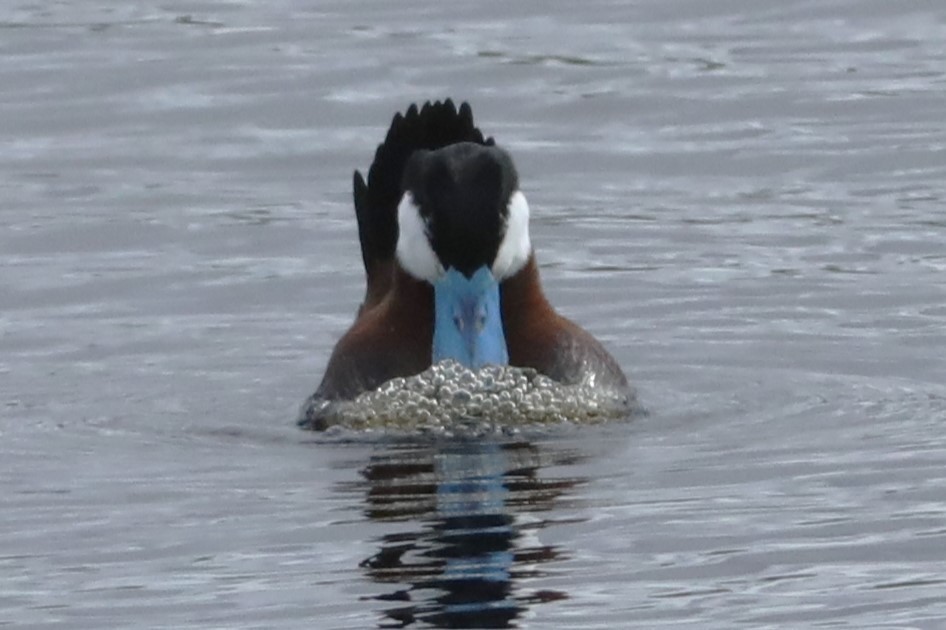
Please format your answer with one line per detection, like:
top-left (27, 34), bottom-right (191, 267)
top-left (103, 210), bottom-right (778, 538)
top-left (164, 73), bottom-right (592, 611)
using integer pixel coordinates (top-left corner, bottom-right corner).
top-left (452, 312), bottom-right (465, 332)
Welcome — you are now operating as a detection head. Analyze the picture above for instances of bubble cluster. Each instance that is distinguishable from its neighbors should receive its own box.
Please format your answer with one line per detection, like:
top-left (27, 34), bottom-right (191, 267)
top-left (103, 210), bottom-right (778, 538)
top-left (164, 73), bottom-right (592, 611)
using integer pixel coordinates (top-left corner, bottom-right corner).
top-left (301, 360), bottom-right (636, 434)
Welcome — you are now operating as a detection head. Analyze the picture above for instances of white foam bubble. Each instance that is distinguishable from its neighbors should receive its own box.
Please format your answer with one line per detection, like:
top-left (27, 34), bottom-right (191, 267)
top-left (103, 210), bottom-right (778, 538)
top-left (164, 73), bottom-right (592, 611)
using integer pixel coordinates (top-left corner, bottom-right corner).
top-left (304, 360), bottom-right (637, 434)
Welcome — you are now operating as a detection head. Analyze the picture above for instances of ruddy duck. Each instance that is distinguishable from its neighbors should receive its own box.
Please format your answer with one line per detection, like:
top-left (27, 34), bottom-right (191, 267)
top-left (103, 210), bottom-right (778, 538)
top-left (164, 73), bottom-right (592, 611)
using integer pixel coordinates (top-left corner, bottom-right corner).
top-left (300, 100), bottom-right (627, 428)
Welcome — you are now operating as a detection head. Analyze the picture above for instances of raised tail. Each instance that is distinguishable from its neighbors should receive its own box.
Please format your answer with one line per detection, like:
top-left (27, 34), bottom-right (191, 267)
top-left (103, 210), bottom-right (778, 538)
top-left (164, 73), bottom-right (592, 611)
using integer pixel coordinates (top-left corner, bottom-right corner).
top-left (353, 99), bottom-right (493, 309)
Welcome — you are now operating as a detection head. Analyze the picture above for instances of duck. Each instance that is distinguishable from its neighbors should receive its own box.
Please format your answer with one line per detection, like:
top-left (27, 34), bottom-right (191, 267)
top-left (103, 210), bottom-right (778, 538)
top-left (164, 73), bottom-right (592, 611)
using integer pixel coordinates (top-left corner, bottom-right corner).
top-left (300, 99), bottom-right (628, 429)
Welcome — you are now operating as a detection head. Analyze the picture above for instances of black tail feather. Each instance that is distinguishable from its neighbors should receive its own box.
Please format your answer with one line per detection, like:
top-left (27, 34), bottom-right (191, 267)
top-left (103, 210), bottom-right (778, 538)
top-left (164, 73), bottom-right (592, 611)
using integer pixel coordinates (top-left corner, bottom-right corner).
top-left (353, 99), bottom-right (493, 282)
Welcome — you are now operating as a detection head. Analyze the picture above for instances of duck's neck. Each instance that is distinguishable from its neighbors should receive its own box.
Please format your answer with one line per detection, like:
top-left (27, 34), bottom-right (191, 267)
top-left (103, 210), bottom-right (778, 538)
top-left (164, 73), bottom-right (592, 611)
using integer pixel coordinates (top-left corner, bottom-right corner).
top-left (388, 266), bottom-right (435, 324)
top-left (500, 255), bottom-right (558, 359)
top-left (501, 255), bottom-right (550, 310)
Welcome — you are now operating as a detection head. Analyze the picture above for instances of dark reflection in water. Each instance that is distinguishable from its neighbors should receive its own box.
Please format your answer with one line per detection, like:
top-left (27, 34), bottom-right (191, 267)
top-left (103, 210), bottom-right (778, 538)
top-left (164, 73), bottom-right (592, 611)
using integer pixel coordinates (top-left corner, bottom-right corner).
top-left (346, 440), bottom-right (581, 628)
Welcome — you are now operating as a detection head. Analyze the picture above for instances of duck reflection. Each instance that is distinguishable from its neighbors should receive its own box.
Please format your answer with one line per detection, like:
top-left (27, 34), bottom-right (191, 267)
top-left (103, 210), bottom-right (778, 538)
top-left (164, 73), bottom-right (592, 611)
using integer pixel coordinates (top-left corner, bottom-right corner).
top-left (352, 440), bottom-right (581, 628)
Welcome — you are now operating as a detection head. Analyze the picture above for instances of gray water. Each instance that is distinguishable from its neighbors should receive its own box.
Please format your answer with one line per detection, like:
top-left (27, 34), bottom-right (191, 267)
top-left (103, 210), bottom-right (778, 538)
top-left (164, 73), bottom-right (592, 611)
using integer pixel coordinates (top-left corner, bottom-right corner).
top-left (3, 1), bottom-right (946, 627)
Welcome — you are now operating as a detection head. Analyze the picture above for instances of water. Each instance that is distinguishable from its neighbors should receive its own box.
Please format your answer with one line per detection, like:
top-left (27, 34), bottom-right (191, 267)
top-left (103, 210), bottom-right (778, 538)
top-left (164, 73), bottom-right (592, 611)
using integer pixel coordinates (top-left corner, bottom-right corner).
top-left (2, 0), bottom-right (946, 627)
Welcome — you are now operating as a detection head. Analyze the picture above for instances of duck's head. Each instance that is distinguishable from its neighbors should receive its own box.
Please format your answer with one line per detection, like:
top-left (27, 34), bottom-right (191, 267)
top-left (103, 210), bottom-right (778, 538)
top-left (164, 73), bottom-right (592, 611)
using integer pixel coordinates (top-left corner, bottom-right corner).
top-left (396, 142), bottom-right (532, 369)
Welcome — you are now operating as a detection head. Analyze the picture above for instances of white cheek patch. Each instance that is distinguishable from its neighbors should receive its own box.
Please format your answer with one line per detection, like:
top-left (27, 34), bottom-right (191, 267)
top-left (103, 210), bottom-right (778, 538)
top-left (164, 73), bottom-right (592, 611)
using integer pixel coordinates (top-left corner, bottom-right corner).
top-left (396, 191), bottom-right (444, 282)
top-left (492, 190), bottom-right (532, 280)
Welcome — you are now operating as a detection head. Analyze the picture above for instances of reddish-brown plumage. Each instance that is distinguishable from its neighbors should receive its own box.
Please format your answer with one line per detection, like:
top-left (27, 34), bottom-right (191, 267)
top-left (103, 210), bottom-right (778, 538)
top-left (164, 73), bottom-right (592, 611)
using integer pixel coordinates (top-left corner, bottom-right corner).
top-left (315, 267), bottom-right (433, 401)
top-left (315, 254), bottom-right (627, 404)
top-left (502, 257), bottom-right (629, 390)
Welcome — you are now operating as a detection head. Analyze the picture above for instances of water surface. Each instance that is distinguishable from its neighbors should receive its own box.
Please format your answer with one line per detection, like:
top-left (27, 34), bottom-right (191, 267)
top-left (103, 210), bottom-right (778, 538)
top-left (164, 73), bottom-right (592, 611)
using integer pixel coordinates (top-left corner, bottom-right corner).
top-left (2, 1), bottom-right (946, 627)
